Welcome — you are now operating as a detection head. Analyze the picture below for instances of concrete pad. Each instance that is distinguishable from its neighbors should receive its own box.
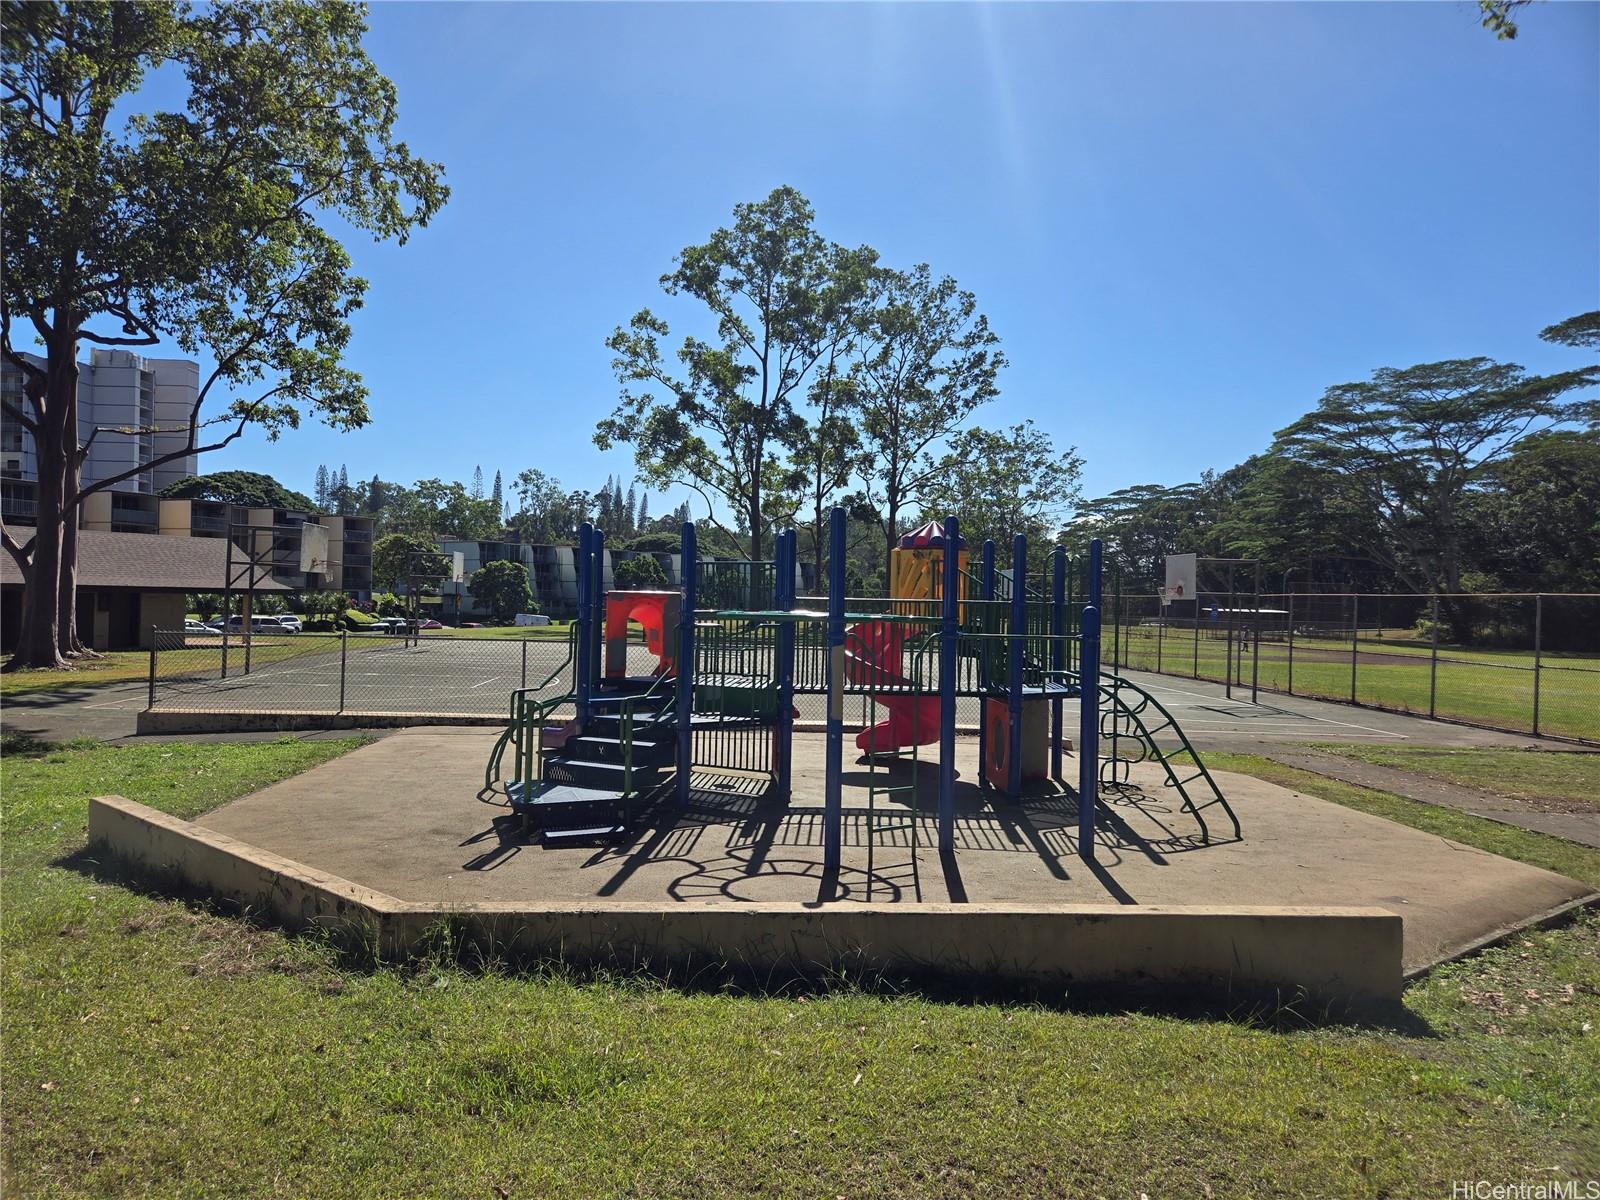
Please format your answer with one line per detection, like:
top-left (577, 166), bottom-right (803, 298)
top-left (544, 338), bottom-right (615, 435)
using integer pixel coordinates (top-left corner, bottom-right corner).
top-left (195, 729), bottom-right (1596, 974)
top-left (88, 795), bottom-right (1406, 1005)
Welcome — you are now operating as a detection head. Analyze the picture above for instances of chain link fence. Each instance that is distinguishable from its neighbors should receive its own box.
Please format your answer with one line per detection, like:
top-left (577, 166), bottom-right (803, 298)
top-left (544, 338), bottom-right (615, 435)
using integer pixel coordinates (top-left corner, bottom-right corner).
top-left (146, 629), bottom-right (593, 719)
top-left (1106, 592), bottom-right (1600, 743)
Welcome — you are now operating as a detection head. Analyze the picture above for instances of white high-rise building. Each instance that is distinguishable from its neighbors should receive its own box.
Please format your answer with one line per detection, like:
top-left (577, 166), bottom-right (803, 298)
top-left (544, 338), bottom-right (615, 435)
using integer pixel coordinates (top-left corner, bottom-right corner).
top-left (0, 348), bottom-right (199, 498)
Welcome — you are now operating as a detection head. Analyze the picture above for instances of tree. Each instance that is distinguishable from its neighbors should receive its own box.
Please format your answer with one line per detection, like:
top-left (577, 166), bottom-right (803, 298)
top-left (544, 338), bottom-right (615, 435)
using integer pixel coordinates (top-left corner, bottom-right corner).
top-left (468, 559), bottom-right (533, 623)
top-left (1, 1), bottom-right (447, 667)
top-left (852, 263), bottom-right (1006, 568)
top-left (1068, 483), bottom-right (1210, 591)
top-left (301, 589), bottom-right (349, 625)
top-left (471, 465), bottom-right (483, 501)
top-left (1465, 431), bottom-right (1600, 595)
top-left (1478, 0), bottom-right (1536, 39)
top-left (1273, 357), bottom-right (1597, 634)
top-left (510, 468), bottom-right (584, 543)
top-left (191, 592), bottom-right (222, 622)
top-left (490, 469), bottom-right (503, 517)
top-left (372, 532), bottom-right (447, 593)
top-left (635, 491), bottom-right (649, 533)
top-left (314, 465), bottom-right (330, 511)
top-left (377, 478), bottom-right (499, 540)
top-left (918, 421), bottom-right (1083, 565)
top-left (788, 244), bottom-right (876, 585)
top-left (613, 555), bottom-right (668, 591)
top-left (160, 471), bottom-right (318, 512)
top-left (1540, 310), bottom-right (1600, 351)
top-left (599, 187), bottom-right (861, 559)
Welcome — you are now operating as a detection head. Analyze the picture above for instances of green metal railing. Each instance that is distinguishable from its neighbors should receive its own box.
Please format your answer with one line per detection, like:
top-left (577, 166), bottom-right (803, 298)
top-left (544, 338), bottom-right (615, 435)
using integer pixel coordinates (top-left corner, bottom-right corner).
top-left (1095, 673), bottom-right (1240, 844)
top-left (484, 624), bottom-right (578, 795)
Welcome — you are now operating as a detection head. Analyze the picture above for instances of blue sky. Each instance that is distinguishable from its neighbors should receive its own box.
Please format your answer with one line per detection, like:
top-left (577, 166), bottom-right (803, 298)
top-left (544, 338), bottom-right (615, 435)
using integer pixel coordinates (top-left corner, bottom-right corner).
top-left (182, 1), bottom-right (1597, 512)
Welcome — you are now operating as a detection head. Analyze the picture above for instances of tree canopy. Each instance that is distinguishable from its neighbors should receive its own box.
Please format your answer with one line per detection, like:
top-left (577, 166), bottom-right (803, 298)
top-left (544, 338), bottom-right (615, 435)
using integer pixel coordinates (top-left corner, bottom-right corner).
top-left (468, 559), bottom-right (534, 622)
top-left (599, 187), bottom-right (874, 559)
top-left (160, 471), bottom-right (318, 513)
top-left (1, 0), bottom-right (446, 667)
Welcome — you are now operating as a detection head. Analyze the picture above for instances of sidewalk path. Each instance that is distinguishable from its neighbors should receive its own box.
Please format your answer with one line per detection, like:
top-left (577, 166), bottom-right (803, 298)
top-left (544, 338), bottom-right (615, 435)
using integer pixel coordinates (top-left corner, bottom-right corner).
top-left (1262, 747), bottom-right (1600, 850)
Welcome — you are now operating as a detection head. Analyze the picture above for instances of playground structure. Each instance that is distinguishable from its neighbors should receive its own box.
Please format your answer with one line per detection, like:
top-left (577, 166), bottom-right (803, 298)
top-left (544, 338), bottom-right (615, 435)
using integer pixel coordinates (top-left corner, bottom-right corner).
top-left (484, 508), bottom-right (1239, 877)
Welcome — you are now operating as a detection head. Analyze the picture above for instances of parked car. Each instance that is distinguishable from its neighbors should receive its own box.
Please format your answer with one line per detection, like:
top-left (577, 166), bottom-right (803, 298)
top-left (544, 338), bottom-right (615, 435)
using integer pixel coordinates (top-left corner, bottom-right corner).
top-left (184, 619), bottom-right (211, 634)
top-left (367, 617), bottom-right (407, 634)
top-left (275, 614), bottom-right (303, 633)
top-left (222, 615), bottom-right (296, 635)
top-left (419, 619), bottom-right (442, 630)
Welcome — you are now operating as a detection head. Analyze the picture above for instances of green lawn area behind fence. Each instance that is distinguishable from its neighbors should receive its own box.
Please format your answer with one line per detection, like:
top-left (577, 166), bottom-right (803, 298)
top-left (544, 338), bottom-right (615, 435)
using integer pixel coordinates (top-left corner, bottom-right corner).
top-left (1108, 623), bottom-right (1599, 742)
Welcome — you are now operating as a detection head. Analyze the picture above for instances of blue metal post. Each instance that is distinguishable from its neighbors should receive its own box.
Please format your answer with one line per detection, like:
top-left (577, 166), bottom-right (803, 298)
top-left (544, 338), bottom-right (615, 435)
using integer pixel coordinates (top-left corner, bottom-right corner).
top-left (594, 525), bottom-right (608, 671)
top-left (977, 539), bottom-right (995, 791)
top-left (575, 522), bottom-right (593, 727)
top-left (775, 528), bottom-right (796, 800)
top-left (1007, 534), bottom-right (1026, 798)
top-left (1051, 544), bottom-right (1066, 780)
top-left (1078, 538), bottom-right (1103, 861)
top-left (937, 516), bottom-right (960, 853)
top-left (676, 522), bottom-right (697, 809)
top-left (823, 507), bottom-right (847, 878)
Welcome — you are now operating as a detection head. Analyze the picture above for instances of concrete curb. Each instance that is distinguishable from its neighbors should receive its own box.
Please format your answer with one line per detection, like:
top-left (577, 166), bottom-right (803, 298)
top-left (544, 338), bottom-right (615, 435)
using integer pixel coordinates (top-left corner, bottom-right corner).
top-left (137, 710), bottom-right (507, 734)
top-left (88, 795), bottom-right (1405, 1006)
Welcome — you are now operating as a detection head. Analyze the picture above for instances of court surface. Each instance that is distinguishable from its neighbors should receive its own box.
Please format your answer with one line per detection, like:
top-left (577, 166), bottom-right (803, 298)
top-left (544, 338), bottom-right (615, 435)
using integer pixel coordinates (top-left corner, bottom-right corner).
top-left (114, 634), bottom-right (1543, 750)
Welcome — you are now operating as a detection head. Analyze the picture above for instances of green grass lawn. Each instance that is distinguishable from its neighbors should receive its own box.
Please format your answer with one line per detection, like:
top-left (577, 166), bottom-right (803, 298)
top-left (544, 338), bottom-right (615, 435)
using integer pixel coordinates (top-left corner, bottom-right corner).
top-left (1111, 624), bottom-right (1600, 742)
top-left (1301, 745), bottom-right (1600, 811)
top-left (3, 736), bottom-right (1597, 1196)
top-left (0, 649), bottom-right (156, 696)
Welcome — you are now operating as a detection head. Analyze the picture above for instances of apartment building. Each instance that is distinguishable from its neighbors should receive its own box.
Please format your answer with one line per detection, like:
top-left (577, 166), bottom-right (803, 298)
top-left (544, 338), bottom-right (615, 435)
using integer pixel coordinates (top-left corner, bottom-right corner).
top-left (1, 349), bottom-right (199, 497)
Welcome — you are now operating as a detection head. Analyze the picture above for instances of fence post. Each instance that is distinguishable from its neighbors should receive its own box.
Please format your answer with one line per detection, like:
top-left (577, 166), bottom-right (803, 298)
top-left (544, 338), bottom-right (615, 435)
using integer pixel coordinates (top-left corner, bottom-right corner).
top-left (338, 629), bottom-right (348, 713)
top-left (1113, 568), bottom-right (1122, 672)
top-left (1193, 602), bottom-right (1200, 680)
top-left (1156, 600), bottom-right (1163, 674)
top-left (520, 639), bottom-right (528, 691)
top-left (1224, 598), bottom-right (1234, 700)
top-left (147, 627), bottom-right (157, 711)
top-left (1350, 594), bottom-right (1359, 703)
top-left (1428, 593), bottom-right (1439, 719)
top-left (1286, 592), bottom-right (1295, 695)
top-left (1533, 593), bottom-right (1543, 737)
top-left (1250, 589), bottom-right (1260, 705)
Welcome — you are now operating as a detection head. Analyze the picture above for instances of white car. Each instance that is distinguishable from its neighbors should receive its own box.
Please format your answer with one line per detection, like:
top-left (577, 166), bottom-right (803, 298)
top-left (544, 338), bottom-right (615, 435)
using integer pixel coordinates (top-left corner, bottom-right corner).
top-left (184, 619), bottom-right (211, 634)
top-left (275, 614), bottom-right (303, 633)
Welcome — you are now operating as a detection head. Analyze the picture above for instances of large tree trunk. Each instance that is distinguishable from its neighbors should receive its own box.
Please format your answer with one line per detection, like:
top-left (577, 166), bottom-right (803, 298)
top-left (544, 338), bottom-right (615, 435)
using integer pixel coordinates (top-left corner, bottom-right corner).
top-left (11, 457), bottom-right (66, 669)
top-left (7, 351), bottom-right (78, 669)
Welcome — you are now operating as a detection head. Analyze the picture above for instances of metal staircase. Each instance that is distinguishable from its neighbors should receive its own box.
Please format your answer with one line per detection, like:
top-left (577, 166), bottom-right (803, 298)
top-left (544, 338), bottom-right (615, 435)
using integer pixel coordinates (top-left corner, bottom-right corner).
top-left (485, 670), bottom-right (679, 846)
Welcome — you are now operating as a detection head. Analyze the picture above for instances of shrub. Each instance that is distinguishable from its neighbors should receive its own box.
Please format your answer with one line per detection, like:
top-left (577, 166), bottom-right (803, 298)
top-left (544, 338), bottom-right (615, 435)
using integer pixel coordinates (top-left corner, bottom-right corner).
top-left (614, 555), bottom-right (668, 591)
top-left (468, 560), bottom-right (534, 623)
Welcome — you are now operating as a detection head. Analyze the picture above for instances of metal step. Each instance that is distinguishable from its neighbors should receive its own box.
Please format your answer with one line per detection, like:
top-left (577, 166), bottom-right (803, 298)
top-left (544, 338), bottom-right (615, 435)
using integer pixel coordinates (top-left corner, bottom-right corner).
top-left (544, 756), bottom-right (666, 790)
top-left (542, 824), bottom-right (628, 845)
top-left (569, 734), bottom-right (674, 764)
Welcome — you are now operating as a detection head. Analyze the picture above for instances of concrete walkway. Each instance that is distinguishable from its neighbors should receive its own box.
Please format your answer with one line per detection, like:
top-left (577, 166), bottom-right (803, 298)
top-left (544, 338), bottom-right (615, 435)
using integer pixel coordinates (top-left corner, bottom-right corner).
top-left (1262, 747), bottom-right (1600, 849)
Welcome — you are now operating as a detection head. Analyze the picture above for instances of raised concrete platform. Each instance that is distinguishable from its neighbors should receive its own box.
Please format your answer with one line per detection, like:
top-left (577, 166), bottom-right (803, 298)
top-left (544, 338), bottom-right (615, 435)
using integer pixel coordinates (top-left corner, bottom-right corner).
top-left (89, 795), bottom-right (1405, 1005)
top-left (178, 730), bottom-right (1596, 979)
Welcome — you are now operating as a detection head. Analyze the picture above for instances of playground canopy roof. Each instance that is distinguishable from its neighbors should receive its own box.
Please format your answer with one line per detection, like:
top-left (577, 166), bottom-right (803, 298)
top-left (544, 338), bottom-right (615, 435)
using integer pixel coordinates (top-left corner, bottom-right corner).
top-left (897, 521), bottom-right (967, 550)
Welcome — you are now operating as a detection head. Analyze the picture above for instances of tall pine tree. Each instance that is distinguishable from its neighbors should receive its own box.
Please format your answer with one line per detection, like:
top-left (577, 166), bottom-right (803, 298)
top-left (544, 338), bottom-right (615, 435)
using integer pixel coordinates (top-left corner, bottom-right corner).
top-left (472, 465), bottom-right (484, 500)
top-left (491, 470), bottom-right (503, 515)
top-left (314, 465), bottom-right (330, 510)
top-left (636, 492), bottom-right (649, 534)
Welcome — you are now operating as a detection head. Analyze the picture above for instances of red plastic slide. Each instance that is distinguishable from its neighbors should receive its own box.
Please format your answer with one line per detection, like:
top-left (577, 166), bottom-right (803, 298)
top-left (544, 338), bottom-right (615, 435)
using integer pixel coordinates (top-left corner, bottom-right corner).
top-left (844, 621), bottom-right (942, 752)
